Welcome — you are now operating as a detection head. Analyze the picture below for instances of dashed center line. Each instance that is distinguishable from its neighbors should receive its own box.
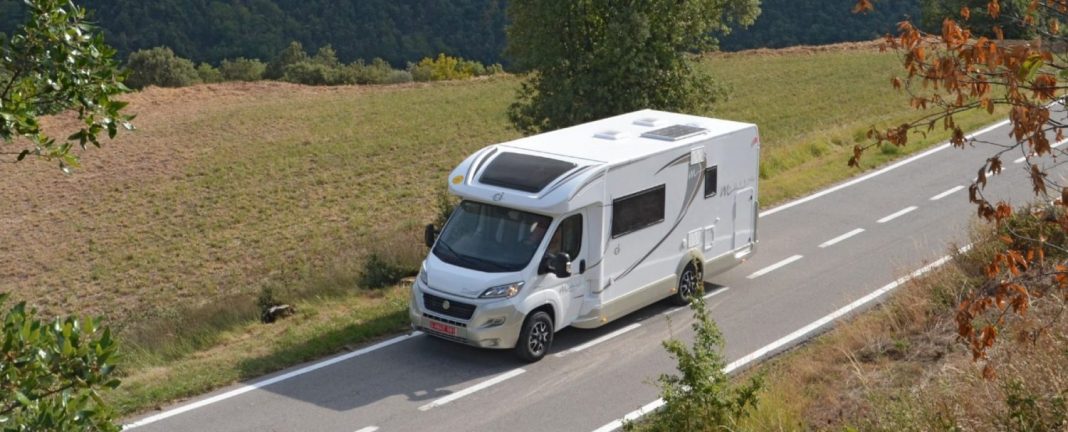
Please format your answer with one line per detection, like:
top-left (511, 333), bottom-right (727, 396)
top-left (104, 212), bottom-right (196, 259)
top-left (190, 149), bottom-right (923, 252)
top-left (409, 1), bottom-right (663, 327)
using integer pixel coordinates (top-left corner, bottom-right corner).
top-left (929, 185), bottom-right (964, 201)
top-left (418, 368), bottom-right (526, 411)
top-left (818, 228), bottom-right (865, 248)
top-left (663, 287), bottom-right (731, 316)
top-left (555, 323), bottom-right (641, 357)
top-left (877, 206), bottom-right (917, 224)
top-left (746, 255), bottom-right (803, 279)
top-left (355, 427), bottom-right (379, 432)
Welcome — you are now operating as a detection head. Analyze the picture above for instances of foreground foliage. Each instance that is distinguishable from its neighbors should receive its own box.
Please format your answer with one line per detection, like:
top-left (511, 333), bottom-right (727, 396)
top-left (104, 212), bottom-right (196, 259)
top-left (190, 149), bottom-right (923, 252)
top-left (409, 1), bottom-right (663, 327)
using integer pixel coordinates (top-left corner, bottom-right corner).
top-left (0, 0), bottom-right (132, 170)
top-left (628, 293), bottom-right (763, 431)
top-left (0, 294), bottom-right (120, 431)
top-left (853, 0), bottom-right (1068, 376)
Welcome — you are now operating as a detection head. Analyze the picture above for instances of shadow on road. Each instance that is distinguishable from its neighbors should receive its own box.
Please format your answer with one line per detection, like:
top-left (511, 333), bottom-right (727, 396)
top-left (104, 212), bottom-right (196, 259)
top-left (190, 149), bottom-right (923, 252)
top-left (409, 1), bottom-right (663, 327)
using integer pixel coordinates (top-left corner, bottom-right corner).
top-left (232, 282), bottom-right (725, 414)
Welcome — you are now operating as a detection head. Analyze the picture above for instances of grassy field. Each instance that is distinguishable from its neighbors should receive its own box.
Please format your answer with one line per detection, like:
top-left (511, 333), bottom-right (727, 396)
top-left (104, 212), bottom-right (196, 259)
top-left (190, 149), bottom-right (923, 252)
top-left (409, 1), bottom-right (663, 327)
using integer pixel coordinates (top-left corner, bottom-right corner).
top-left (0, 45), bottom-right (1010, 414)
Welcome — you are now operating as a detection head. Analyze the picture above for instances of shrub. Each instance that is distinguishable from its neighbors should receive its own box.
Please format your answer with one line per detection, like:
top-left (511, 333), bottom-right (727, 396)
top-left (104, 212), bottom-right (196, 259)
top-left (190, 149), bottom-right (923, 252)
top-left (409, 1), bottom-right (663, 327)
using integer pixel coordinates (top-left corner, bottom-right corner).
top-left (358, 252), bottom-right (414, 289)
top-left (434, 188), bottom-right (458, 228)
top-left (283, 61), bottom-right (343, 86)
top-left (312, 44), bottom-right (340, 68)
top-left (196, 62), bottom-right (222, 83)
top-left (348, 58), bottom-right (408, 85)
top-left (265, 41), bottom-right (308, 80)
top-left (384, 70), bottom-right (414, 84)
top-left (124, 46), bottom-right (200, 89)
top-left (409, 54), bottom-right (474, 82)
top-left (627, 291), bottom-right (764, 431)
top-left (219, 57), bottom-right (266, 82)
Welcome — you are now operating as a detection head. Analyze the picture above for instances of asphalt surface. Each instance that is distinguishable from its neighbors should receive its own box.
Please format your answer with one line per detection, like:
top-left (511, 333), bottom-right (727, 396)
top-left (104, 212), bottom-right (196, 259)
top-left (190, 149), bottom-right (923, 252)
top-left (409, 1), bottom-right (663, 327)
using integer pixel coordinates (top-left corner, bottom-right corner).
top-left (125, 112), bottom-right (1068, 432)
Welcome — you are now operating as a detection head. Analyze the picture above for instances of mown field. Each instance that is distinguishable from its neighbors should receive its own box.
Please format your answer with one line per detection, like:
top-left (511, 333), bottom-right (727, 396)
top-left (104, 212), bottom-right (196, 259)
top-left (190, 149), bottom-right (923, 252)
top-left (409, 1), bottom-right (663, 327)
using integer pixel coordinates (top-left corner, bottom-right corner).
top-left (0, 44), bottom-right (1008, 413)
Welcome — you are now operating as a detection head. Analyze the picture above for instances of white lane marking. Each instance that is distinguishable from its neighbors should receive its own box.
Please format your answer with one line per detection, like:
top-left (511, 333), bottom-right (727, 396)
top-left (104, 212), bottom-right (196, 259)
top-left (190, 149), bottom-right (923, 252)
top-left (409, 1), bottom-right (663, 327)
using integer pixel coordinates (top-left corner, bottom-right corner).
top-left (663, 287), bottom-right (732, 316)
top-left (418, 368), bottom-right (526, 411)
top-left (1012, 137), bottom-right (1068, 164)
top-left (877, 206), bottom-right (918, 224)
top-left (592, 244), bottom-right (973, 432)
top-left (746, 255), bottom-right (803, 279)
top-left (759, 119), bottom-right (1010, 218)
top-left (555, 324), bottom-right (641, 357)
top-left (122, 332), bottom-right (423, 429)
top-left (355, 427), bottom-right (379, 432)
top-left (818, 228), bottom-right (865, 248)
top-left (591, 398), bottom-right (666, 432)
top-left (930, 185), bottom-right (964, 201)
top-left (703, 286), bottom-right (731, 300)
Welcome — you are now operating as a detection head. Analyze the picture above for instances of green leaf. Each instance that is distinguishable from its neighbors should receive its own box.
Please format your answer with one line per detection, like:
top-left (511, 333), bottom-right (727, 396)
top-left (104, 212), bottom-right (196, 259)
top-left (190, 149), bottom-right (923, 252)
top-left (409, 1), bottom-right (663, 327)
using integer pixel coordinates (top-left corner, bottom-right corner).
top-left (15, 390), bottom-right (33, 407)
top-left (1019, 55), bottom-right (1044, 82)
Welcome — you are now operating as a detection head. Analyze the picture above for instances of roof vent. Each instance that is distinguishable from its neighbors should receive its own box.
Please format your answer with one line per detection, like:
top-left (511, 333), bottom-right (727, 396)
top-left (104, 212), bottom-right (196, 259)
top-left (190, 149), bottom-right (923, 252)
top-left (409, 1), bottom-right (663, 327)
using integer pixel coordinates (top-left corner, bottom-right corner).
top-left (641, 124), bottom-right (708, 142)
top-left (633, 117), bottom-right (663, 127)
top-left (594, 130), bottom-right (627, 140)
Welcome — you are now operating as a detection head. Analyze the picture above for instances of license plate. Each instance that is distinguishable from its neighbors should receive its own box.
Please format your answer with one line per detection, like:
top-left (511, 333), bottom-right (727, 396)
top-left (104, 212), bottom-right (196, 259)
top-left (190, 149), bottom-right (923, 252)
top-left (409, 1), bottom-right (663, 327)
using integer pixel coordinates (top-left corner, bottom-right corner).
top-left (429, 320), bottom-right (457, 336)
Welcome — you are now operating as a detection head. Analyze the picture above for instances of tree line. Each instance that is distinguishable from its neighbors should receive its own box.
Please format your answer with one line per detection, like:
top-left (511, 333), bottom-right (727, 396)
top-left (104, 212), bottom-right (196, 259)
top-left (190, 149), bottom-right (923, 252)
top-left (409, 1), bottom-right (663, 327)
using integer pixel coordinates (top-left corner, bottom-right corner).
top-left (0, 0), bottom-right (934, 67)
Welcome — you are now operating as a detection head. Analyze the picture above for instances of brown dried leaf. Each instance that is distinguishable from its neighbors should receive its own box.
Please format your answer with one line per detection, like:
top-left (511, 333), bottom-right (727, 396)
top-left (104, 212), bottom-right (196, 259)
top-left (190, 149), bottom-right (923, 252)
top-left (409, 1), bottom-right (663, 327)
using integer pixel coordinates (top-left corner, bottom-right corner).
top-left (1030, 164), bottom-right (1047, 195)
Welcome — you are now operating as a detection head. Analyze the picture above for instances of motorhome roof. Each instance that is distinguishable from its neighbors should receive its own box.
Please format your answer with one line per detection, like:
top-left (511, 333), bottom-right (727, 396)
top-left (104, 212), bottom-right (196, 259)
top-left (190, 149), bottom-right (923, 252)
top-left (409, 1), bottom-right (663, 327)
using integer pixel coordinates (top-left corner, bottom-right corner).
top-left (497, 109), bottom-right (753, 166)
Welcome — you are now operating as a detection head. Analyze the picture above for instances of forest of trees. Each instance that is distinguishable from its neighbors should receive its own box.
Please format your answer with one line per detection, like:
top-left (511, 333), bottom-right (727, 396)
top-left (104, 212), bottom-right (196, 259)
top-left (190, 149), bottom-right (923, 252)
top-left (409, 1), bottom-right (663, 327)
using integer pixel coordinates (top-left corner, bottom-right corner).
top-left (0, 0), bottom-right (931, 67)
top-left (0, 0), bottom-right (509, 67)
top-left (719, 0), bottom-right (921, 50)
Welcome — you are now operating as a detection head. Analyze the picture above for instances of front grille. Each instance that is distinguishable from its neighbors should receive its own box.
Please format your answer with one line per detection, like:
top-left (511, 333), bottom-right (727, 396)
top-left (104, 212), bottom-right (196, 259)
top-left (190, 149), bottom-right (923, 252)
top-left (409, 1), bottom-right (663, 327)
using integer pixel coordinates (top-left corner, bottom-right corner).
top-left (423, 292), bottom-right (476, 320)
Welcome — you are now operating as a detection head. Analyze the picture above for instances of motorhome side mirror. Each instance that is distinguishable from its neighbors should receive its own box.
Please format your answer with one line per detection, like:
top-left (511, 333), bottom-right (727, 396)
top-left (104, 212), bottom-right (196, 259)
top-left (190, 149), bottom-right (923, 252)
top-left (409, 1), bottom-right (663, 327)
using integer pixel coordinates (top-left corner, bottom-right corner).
top-left (424, 224), bottom-right (437, 248)
top-left (545, 252), bottom-right (572, 278)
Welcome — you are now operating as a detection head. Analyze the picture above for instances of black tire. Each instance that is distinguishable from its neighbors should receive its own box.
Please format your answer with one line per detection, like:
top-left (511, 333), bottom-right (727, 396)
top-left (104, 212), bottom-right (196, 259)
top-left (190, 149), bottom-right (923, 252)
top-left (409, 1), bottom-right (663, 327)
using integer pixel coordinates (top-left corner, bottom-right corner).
top-left (514, 311), bottom-right (553, 362)
top-left (670, 263), bottom-right (700, 306)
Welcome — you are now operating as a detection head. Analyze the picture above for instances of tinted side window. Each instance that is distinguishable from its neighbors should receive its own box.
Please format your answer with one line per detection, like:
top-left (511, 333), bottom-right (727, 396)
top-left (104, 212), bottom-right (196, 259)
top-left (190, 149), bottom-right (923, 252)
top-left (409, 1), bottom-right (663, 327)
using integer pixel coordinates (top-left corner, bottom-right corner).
top-left (547, 214), bottom-right (582, 258)
top-left (611, 185), bottom-right (665, 238)
top-left (704, 166), bottom-right (718, 198)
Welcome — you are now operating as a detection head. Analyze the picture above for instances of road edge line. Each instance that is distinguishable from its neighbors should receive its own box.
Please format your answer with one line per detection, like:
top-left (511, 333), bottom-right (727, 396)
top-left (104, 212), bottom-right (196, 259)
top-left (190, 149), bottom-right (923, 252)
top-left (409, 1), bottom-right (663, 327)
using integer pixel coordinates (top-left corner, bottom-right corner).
top-left (122, 332), bottom-right (423, 429)
top-left (592, 244), bottom-right (972, 432)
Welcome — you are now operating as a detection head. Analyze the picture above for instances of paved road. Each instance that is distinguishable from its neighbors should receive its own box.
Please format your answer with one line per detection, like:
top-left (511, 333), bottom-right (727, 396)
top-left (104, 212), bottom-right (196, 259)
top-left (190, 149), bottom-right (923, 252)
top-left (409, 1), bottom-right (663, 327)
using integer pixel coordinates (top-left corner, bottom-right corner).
top-left (125, 111), bottom-right (1068, 432)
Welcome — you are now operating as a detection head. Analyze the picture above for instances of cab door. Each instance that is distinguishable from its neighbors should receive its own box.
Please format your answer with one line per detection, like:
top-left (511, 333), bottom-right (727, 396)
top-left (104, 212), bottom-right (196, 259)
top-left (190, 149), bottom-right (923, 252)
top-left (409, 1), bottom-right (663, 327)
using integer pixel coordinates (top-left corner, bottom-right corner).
top-left (541, 212), bottom-right (587, 326)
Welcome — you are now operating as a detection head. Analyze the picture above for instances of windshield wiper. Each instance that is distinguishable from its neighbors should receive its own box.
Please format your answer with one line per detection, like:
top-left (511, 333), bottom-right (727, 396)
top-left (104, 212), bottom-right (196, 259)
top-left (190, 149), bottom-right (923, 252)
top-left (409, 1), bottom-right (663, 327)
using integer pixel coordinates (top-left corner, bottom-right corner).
top-left (436, 240), bottom-right (511, 272)
top-left (436, 240), bottom-right (485, 269)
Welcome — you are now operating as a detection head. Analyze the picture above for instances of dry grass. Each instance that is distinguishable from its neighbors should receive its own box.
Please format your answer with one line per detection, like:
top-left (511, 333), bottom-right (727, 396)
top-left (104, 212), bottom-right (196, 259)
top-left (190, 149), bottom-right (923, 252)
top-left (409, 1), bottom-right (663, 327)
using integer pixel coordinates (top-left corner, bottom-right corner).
top-left (740, 221), bottom-right (1068, 431)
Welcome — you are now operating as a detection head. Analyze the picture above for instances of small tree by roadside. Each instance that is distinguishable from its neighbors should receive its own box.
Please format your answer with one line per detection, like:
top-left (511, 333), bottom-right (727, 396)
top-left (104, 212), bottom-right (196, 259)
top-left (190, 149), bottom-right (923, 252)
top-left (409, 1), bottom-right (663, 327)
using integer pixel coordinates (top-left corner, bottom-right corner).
top-left (626, 290), bottom-right (764, 431)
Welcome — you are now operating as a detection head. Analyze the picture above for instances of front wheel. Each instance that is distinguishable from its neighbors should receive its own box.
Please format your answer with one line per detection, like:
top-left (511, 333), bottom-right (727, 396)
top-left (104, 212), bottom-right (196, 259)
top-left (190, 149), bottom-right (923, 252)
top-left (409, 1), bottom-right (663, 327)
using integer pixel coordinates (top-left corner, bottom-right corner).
top-left (670, 263), bottom-right (700, 306)
top-left (514, 311), bottom-right (553, 362)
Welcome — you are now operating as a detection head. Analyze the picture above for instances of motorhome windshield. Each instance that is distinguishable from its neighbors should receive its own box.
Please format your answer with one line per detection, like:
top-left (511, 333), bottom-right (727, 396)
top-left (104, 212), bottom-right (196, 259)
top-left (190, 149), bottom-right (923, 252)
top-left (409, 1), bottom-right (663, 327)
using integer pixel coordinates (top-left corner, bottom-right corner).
top-left (433, 201), bottom-right (552, 273)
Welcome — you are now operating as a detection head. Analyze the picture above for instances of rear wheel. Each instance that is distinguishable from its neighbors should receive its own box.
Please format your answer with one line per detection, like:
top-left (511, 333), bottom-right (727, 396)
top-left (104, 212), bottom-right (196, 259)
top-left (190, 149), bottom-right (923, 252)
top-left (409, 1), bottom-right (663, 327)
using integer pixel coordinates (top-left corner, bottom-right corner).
top-left (670, 263), bottom-right (700, 306)
top-left (515, 311), bottom-right (553, 362)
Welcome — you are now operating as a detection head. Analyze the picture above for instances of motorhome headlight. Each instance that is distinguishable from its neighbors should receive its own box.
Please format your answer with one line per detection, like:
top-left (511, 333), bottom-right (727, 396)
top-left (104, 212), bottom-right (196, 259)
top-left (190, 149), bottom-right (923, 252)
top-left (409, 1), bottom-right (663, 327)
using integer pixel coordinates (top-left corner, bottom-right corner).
top-left (419, 264), bottom-right (429, 287)
top-left (479, 282), bottom-right (525, 299)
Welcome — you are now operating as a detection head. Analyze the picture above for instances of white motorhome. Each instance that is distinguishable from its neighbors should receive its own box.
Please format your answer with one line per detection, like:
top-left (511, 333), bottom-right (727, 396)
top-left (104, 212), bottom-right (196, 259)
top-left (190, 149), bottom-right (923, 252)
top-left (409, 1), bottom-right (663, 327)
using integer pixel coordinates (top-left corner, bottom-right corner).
top-left (411, 109), bottom-right (759, 361)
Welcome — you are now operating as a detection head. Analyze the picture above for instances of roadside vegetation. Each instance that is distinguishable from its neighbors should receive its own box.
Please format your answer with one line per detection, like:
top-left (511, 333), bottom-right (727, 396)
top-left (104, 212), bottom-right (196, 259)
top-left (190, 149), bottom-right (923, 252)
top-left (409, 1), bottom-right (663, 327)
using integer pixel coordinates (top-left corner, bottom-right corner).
top-left (123, 42), bottom-right (503, 89)
top-left (737, 208), bottom-right (1068, 431)
top-left (2, 43), bottom-right (1008, 415)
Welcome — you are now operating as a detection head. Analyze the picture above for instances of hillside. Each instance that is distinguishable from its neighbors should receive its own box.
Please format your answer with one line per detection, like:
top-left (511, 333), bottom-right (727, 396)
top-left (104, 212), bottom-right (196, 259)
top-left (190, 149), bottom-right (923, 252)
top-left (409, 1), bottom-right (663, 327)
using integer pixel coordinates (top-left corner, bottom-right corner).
top-left (0, 0), bottom-right (919, 65)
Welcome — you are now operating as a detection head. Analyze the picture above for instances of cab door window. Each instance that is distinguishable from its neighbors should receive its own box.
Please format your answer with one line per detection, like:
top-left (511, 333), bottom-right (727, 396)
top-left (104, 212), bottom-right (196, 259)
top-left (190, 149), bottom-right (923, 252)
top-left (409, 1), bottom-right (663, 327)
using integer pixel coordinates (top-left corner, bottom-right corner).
top-left (547, 214), bottom-right (582, 259)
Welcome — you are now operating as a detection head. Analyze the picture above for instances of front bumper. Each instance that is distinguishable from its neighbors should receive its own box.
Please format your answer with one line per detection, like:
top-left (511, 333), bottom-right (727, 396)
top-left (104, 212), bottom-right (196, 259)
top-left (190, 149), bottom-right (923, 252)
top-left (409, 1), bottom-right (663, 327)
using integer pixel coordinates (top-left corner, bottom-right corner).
top-left (409, 283), bottom-right (526, 349)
